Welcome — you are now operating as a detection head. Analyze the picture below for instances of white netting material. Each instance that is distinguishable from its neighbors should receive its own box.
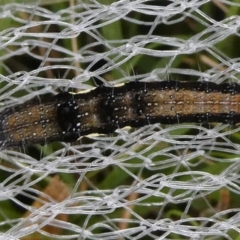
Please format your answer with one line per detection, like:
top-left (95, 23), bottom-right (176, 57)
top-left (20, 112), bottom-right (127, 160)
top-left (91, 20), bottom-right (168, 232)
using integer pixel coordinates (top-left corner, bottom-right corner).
top-left (1, 0), bottom-right (240, 239)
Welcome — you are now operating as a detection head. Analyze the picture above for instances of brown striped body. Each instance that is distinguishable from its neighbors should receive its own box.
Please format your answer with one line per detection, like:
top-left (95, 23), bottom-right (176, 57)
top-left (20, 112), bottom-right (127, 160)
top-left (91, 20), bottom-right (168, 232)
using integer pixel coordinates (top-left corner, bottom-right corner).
top-left (0, 81), bottom-right (240, 149)
top-left (137, 89), bottom-right (240, 117)
top-left (0, 97), bottom-right (61, 148)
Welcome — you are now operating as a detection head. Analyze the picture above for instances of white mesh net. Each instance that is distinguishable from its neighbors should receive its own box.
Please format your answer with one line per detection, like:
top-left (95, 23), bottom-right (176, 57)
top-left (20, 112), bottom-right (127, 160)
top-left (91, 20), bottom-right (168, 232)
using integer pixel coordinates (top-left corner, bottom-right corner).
top-left (1, 0), bottom-right (240, 239)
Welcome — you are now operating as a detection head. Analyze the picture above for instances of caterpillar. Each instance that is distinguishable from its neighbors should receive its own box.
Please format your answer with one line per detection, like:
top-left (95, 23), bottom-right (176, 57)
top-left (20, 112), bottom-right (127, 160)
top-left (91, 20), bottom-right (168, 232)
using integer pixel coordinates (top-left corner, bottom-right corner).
top-left (1, 80), bottom-right (240, 149)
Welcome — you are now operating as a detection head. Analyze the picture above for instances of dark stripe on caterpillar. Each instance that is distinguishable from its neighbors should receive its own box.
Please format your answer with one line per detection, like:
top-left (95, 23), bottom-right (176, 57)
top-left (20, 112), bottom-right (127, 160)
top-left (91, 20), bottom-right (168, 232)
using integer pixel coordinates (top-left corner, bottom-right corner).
top-left (1, 80), bottom-right (240, 149)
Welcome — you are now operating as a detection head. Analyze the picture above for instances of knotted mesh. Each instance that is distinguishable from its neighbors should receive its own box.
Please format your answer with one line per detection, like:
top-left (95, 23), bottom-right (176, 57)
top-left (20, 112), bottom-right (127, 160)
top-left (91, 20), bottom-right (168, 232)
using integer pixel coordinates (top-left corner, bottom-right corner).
top-left (0, 0), bottom-right (240, 239)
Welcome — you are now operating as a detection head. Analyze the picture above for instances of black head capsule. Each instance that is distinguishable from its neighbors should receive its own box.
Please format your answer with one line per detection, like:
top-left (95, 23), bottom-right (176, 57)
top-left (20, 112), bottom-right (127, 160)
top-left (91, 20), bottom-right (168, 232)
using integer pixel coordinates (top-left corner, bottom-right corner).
top-left (55, 92), bottom-right (81, 142)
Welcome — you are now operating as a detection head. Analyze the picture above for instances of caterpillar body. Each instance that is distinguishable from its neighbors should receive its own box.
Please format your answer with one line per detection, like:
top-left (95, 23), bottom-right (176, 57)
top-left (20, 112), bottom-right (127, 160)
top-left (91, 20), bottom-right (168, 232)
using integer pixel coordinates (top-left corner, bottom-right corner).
top-left (1, 80), bottom-right (240, 149)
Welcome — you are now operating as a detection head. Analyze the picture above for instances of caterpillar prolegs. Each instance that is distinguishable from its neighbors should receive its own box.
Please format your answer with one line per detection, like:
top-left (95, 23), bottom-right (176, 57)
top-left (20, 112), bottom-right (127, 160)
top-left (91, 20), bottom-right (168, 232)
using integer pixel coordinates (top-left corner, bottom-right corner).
top-left (1, 80), bottom-right (240, 149)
